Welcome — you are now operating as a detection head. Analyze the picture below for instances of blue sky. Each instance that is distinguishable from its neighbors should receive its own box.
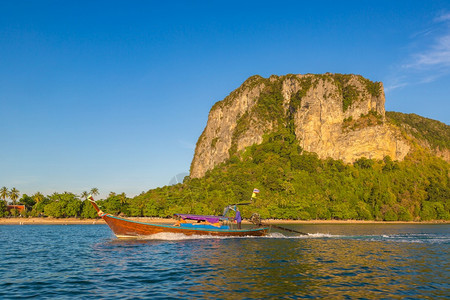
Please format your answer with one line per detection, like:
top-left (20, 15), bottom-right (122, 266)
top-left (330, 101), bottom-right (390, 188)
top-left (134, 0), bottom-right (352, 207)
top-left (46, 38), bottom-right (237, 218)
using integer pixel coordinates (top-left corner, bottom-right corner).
top-left (1, 0), bottom-right (449, 199)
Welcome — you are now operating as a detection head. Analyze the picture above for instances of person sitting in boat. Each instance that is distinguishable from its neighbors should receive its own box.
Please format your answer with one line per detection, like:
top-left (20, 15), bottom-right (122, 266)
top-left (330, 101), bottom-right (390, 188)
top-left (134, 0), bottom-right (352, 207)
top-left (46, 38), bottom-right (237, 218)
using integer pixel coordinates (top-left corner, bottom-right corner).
top-left (234, 207), bottom-right (242, 229)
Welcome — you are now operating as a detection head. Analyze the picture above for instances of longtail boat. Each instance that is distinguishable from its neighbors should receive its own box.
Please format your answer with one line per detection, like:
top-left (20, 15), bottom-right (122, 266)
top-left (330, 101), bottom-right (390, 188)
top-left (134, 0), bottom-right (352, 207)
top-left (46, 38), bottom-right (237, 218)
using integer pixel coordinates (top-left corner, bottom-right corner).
top-left (88, 196), bottom-right (269, 238)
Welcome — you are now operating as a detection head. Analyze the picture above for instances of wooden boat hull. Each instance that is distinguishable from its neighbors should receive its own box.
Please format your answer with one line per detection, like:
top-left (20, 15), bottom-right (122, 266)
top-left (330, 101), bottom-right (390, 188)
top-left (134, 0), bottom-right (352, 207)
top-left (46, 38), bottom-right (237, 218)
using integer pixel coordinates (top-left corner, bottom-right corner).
top-left (88, 197), bottom-right (268, 238)
top-left (102, 214), bottom-right (269, 238)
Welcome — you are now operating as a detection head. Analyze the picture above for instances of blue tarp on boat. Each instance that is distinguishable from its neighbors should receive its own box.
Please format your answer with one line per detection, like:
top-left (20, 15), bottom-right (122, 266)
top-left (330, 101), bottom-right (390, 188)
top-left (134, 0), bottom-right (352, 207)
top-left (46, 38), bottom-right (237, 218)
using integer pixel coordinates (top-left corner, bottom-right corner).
top-left (179, 223), bottom-right (230, 230)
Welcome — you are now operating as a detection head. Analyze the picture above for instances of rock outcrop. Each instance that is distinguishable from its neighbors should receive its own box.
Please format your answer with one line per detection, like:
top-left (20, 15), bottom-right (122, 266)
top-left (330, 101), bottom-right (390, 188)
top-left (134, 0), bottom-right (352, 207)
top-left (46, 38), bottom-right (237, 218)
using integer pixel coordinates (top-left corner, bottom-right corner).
top-left (190, 73), bottom-right (411, 178)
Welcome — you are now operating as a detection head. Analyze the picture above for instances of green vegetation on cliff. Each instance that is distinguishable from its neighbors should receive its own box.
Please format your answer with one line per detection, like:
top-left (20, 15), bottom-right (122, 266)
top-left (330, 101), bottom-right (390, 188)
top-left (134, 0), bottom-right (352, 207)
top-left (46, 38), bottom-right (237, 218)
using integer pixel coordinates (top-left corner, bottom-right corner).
top-left (387, 111), bottom-right (450, 150)
top-left (343, 110), bottom-right (383, 131)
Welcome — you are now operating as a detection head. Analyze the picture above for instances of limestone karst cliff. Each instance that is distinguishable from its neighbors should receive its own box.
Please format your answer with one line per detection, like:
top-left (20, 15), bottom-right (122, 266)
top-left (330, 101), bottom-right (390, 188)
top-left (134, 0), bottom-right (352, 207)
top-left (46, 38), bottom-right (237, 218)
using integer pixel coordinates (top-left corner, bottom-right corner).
top-left (190, 73), bottom-right (413, 178)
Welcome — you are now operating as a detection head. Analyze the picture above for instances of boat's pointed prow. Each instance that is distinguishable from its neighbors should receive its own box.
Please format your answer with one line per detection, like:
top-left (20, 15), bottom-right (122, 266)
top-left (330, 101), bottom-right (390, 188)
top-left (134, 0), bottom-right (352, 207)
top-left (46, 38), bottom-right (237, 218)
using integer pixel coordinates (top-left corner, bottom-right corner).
top-left (87, 195), bottom-right (102, 214)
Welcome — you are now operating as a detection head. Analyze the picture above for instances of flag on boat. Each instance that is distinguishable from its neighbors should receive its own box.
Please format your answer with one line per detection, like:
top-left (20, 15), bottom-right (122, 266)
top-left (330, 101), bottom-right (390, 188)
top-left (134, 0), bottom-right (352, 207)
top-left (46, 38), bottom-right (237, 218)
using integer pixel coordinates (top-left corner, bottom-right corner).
top-left (251, 188), bottom-right (260, 198)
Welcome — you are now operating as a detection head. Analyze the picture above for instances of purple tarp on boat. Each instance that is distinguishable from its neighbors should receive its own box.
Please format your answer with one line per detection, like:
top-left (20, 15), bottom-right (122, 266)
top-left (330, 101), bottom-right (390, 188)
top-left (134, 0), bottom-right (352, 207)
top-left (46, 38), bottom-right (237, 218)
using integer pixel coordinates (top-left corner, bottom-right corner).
top-left (174, 214), bottom-right (226, 224)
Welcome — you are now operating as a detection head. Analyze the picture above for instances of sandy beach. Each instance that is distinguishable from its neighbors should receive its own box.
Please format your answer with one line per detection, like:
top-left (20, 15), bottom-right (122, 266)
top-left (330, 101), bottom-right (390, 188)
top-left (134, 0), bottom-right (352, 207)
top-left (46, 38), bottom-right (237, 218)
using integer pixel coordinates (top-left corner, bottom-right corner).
top-left (0, 217), bottom-right (447, 225)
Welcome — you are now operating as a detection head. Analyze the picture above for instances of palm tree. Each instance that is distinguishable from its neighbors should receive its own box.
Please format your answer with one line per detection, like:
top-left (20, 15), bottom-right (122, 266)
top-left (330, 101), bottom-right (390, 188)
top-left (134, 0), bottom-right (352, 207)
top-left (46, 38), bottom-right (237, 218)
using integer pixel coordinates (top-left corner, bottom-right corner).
top-left (9, 188), bottom-right (20, 205)
top-left (90, 188), bottom-right (99, 197)
top-left (119, 193), bottom-right (127, 206)
top-left (137, 200), bottom-right (145, 217)
top-left (0, 187), bottom-right (8, 204)
top-left (33, 192), bottom-right (44, 204)
top-left (51, 192), bottom-right (60, 201)
top-left (80, 191), bottom-right (89, 200)
top-left (108, 192), bottom-right (117, 198)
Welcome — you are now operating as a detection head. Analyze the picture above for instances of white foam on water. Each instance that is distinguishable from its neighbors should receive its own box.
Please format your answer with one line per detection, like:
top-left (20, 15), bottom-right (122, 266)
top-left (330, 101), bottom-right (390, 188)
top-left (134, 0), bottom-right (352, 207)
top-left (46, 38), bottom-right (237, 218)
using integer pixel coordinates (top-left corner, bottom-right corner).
top-left (325, 233), bottom-right (450, 244)
top-left (136, 231), bottom-right (348, 240)
top-left (264, 232), bottom-right (342, 239)
top-left (137, 232), bottom-right (275, 241)
top-left (128, 231), bottom-right (448, 244)
top-left (265, 232), bottom-right (448, 244)
top-left (305, 232), bottom-right (341, 238)
top-left (266, 232), bottom-right (287, 238)
top-left (138, 232), bottom-right (231, 241)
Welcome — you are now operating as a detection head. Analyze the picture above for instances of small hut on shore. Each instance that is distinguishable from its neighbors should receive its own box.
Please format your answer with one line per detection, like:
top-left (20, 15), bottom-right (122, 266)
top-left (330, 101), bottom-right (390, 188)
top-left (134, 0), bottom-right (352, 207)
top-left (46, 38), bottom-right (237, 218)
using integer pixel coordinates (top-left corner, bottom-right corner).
top-left (6, 205), bottom-right (26, 214)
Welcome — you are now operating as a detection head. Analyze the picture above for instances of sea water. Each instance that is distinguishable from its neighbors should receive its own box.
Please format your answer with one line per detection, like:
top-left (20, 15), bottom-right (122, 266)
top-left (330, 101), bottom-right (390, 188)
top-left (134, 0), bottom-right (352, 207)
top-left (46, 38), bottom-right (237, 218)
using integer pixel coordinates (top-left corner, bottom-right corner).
top-left (0, 224), bottom-right (448, 299)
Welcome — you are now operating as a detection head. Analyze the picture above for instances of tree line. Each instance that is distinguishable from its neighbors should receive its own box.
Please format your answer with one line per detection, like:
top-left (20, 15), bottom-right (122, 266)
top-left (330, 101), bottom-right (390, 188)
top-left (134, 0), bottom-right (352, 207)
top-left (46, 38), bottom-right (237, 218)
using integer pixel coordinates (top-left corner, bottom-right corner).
top-left (0, 187), bottom-right (100, 218)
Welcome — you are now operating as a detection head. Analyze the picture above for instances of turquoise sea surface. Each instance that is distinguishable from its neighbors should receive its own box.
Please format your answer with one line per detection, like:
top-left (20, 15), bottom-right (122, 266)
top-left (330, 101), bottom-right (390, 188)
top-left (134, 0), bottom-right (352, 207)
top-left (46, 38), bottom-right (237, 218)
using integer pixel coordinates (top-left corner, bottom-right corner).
top-left (0, 224), bottom-right (448, 299)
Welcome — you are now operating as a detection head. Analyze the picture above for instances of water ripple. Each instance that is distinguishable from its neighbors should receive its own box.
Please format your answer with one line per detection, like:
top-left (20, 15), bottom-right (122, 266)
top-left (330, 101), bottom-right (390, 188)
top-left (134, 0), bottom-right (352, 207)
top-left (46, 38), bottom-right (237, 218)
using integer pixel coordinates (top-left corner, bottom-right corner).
top-left (0, 224), bottom-right (448, 299)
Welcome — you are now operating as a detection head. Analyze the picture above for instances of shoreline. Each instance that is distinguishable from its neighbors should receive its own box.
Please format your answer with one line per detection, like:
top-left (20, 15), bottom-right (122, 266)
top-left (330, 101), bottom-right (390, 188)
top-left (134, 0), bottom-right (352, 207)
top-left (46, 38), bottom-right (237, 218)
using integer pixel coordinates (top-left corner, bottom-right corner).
top-left (0, 217), bottom-right (448, 225)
